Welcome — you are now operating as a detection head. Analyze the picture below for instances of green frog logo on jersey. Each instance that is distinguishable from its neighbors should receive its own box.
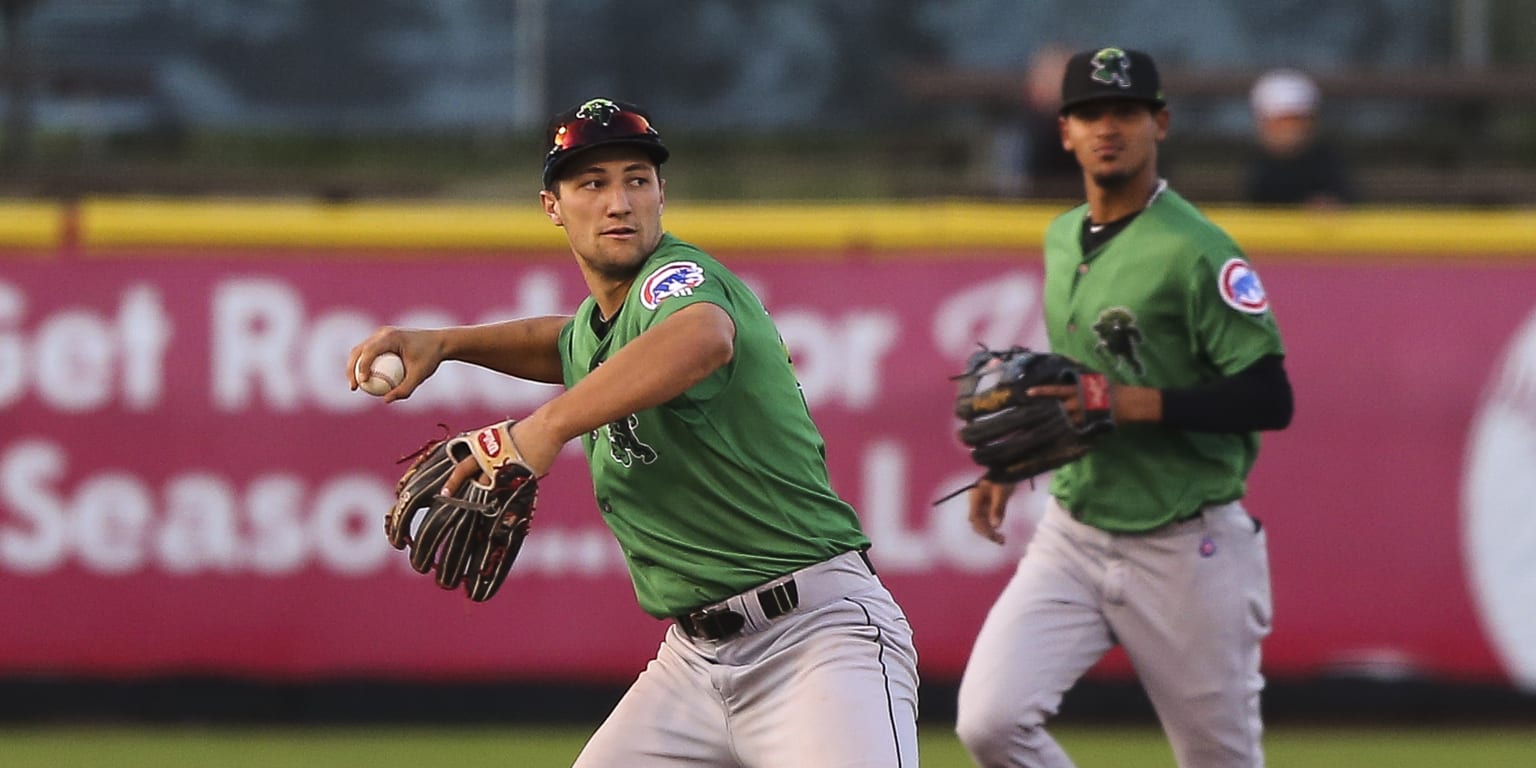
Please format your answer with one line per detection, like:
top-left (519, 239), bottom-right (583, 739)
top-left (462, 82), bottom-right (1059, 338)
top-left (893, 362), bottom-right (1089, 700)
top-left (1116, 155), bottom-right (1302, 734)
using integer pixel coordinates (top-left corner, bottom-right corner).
top-left (1093, 306), bottom-right (1145, 375)
top-left (1090, 48), bottom-right (1134, 89)
top-left (606, 414), bottom-right (658, 467)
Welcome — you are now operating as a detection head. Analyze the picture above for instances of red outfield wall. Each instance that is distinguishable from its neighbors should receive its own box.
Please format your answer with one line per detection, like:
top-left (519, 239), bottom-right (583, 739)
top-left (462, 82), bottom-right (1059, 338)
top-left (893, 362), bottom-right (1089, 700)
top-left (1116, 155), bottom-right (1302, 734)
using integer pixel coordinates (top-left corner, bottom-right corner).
top-left (3, 248), bottom-right (1534, 686)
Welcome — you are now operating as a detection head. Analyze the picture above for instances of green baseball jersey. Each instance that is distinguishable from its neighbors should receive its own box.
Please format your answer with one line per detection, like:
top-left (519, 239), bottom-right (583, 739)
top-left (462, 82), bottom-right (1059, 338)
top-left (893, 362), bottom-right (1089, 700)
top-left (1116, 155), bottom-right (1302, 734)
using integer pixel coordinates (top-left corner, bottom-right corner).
top-left (1042, 186), bottom-right (1286, 532)
top-left (559, 233), bottom-right (869, 618)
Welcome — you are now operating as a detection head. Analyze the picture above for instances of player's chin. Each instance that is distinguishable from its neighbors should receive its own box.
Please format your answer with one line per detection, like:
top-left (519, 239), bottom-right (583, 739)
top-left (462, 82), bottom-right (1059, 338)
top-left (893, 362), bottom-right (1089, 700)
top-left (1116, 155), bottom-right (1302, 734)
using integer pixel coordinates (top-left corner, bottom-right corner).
top-left (1090, 167), bottom-right (1136, 189)
top-left (589, 246), bottom-right (649, 280)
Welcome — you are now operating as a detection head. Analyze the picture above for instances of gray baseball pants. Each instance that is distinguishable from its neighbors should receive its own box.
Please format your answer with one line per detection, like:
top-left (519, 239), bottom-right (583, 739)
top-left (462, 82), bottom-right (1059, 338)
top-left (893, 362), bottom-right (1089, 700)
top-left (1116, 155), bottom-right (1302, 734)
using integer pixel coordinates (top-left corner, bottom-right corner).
top-left (956, 498), bottom-right (1272, 767)
top-left (574, 550), bottom-right (920, 767)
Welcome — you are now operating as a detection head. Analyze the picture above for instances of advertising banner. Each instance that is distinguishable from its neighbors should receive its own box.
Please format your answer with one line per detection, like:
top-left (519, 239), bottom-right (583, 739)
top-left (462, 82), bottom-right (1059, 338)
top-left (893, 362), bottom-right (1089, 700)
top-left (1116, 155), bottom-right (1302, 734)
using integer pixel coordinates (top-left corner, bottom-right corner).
top-left (3, 249), bottom-right (1533, 685)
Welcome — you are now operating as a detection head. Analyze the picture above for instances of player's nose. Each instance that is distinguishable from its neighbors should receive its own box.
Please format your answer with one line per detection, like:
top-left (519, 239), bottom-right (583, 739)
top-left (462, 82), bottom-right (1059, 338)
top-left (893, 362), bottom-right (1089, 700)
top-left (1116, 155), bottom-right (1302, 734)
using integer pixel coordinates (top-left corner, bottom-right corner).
top-left (1089, 114), bottom-right (1120, 134)
top-left (604, 186), bottom-right (635, 215)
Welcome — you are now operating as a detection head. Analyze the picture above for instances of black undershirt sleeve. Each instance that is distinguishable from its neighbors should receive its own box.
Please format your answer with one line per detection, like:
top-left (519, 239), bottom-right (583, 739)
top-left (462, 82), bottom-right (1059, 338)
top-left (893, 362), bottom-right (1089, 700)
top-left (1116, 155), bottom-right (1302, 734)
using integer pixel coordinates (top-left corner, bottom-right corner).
top-left (1159, 354), bottom-right (1293, 432)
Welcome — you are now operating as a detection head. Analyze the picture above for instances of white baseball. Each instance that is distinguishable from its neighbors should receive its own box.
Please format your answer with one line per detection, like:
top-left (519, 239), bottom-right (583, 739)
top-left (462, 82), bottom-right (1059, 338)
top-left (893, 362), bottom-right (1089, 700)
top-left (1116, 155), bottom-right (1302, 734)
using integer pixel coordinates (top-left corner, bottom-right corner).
top-left (357, 352), bottom-right (405, 397)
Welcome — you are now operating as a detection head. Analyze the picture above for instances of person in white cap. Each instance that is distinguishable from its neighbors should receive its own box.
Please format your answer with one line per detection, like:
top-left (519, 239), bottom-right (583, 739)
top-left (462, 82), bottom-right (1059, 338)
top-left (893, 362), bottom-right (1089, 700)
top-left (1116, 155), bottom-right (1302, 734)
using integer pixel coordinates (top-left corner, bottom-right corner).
top-left (1244, 68), bottom-right (1357, 206)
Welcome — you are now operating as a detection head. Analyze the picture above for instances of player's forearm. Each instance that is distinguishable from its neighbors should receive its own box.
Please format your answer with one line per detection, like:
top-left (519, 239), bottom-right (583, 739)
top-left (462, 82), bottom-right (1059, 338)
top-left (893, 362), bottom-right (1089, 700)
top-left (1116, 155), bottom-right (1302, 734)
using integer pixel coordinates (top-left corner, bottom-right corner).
top-left (1111, 356), bottom-right (1293, 430)
top-left (522, 304), bottom-right (735, 445)
top-left (439, 316), bottom-right (570, 384)
top-left (1159, 354), bottom-right (1293, 432)
top-left (1110, 384), bottom-right (1163, 423)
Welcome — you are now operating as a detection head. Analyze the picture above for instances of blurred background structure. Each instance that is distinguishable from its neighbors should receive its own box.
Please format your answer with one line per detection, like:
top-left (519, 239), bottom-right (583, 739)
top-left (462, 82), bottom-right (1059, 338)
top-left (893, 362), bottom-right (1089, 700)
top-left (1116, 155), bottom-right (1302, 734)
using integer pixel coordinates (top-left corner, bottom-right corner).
top-left (0, 0), bottom-right (1533, 203)
top-left (5, 3), bottom-right (1536, 763)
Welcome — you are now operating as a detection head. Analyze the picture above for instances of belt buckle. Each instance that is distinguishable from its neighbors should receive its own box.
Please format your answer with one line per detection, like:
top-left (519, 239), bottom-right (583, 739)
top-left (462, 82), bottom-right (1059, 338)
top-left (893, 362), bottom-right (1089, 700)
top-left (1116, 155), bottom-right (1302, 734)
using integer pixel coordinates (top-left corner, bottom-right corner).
top-left (681, 606), bottom-right (745, 641)
top-left (679, 576), bottom-right (801, 641)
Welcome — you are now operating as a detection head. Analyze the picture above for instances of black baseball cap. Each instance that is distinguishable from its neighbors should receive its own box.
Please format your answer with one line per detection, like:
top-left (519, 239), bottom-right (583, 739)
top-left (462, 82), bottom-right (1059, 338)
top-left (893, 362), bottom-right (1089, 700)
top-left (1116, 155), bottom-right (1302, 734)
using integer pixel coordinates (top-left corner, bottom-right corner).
top-left (1059, 47), bottom-right (1166, 114)
top-left (542, 98), bottom-right (670, 188)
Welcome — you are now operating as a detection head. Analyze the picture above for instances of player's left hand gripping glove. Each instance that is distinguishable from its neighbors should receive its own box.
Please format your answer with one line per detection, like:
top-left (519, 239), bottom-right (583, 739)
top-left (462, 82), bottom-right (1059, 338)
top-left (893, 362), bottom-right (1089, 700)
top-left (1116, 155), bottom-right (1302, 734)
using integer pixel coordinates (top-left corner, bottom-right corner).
top-left (937, 346), bottom-right (1116, 503)
top-left (386, 419), bottom-right (539, 602)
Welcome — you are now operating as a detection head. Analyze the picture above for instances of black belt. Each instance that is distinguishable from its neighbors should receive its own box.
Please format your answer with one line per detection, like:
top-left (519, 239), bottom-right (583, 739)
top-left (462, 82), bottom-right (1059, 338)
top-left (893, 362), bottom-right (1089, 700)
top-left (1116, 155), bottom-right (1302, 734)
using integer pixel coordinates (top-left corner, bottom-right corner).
top-left (677, 580), bottom-right (799, 641)
top-left (675, 551), bottom-right (877, 641)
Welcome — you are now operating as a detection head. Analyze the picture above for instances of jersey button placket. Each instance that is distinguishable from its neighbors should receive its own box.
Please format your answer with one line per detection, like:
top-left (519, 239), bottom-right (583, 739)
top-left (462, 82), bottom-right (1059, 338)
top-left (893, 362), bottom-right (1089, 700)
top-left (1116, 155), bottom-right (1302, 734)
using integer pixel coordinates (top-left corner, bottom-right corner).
top-left (1067, 261), bottom-right (1091, 337)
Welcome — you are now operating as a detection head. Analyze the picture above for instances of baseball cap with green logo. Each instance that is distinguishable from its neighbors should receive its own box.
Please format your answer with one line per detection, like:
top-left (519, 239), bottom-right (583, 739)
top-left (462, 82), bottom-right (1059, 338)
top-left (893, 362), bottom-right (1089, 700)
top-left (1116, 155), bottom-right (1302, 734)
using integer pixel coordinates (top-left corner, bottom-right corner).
top-left (1059, 47), bottom-right (1166, 114)
top-left (542, 98), bottom-right (670, 189)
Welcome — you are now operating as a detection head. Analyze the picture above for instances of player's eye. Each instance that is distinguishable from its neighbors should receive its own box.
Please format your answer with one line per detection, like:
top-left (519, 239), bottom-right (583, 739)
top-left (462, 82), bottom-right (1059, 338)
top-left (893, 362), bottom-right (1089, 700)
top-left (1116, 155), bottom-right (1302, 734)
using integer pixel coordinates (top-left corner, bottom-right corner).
top-left (1073, 105), bottom-right (1105, 121)
top-left (1110, 102), bottom-right (1145, 119)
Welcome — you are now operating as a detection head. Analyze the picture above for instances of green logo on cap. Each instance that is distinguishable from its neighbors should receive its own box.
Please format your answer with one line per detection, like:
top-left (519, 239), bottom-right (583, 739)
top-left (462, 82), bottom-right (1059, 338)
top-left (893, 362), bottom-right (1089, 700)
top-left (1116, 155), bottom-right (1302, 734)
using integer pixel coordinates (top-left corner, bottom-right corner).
top-left (576, 98), bottom-right (621, 125)
top-left (1090, 47), bottom-right (1133, 89)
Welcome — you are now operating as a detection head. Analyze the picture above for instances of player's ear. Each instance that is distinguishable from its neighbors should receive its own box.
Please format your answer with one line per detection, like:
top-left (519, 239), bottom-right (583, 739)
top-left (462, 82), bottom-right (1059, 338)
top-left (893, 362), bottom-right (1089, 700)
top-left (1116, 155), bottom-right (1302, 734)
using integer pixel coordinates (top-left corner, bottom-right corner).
top-left (540, 189), bottom-right (564, 227)
top-left (1058, 114), bottom-right (1072, 151)
top-left (1154, 107), bottom-right (1171, 141)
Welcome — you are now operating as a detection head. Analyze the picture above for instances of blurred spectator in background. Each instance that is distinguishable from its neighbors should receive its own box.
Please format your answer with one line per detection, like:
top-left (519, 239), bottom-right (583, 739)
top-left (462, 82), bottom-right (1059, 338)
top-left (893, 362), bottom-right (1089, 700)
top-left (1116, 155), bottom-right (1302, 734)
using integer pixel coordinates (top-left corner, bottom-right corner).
top-left (1244, 68), bottom-right (1358, 207)
top-left (989, 44), bottom-right (1080, 199)
top-left (1018, 44), bottom-right (1081, 198)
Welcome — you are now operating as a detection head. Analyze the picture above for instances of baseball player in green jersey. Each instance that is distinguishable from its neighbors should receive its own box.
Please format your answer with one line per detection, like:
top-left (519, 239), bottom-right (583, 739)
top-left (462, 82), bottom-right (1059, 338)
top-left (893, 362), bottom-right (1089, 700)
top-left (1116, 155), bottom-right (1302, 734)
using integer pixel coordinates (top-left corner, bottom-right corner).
top-left (348, 98), bottom-right (919, 767)
top-left (953, 49), bottom-right (1294, 767)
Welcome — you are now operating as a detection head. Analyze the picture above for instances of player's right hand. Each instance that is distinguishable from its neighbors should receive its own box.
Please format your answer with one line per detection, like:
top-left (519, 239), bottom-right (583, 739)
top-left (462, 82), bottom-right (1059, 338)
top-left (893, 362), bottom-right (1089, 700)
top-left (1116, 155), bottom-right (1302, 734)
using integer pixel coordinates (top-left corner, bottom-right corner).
top-left (967, 479), bottom-right (1017, 545)
top-left (347, 326), bottom-right (446, 402)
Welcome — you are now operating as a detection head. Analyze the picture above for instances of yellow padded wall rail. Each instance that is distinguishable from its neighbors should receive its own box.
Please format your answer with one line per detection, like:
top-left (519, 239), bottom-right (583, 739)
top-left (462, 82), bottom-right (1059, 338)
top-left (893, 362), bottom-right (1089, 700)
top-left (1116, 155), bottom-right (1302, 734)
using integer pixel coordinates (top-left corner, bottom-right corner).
top-left (0, 198), bottom-right (1529, 259)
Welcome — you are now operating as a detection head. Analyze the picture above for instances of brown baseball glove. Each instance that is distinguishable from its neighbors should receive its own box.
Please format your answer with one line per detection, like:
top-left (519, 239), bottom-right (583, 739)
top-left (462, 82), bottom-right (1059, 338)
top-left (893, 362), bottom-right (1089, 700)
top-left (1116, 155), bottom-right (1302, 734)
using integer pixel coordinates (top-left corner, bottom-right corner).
top-left (386, 420), bottom-right (538, 602)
